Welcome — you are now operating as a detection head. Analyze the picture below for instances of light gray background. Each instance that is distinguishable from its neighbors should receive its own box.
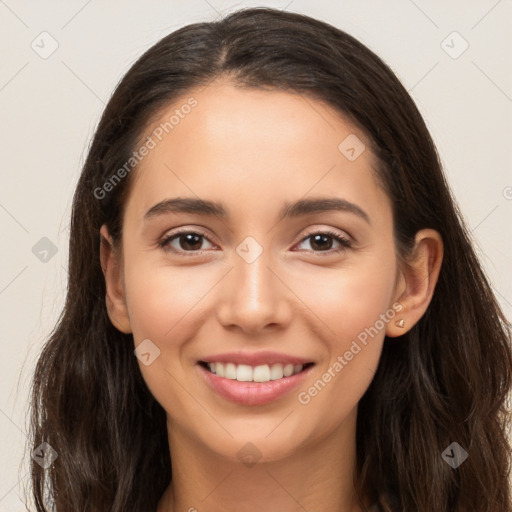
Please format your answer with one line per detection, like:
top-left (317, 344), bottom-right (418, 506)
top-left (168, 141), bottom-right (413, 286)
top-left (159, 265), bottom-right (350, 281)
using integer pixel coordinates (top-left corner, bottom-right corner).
top-left (1, 1), bottom-right (511, 509)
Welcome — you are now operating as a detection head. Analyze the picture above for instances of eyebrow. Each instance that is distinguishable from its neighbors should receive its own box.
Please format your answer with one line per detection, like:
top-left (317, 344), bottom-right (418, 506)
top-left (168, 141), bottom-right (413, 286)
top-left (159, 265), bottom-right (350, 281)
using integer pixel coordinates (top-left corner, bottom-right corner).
top-left (144, 196), bottom-right (370, 224)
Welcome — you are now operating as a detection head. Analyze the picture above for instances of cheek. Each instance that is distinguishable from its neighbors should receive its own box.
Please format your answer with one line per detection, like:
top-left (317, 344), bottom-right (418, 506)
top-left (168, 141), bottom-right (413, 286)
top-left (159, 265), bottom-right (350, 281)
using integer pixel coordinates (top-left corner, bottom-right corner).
top-left (297, 254), bottom-right (397, 347)
top-left (291, 253), bottom-right (397, 419)
top-left (123, 258), bottom-right (214, 342)
top-left (122, 260), bottom-right (211, 416)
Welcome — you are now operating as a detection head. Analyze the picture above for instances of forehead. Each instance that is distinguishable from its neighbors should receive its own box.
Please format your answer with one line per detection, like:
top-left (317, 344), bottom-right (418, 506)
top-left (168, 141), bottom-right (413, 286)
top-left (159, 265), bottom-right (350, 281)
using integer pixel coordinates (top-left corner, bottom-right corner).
top-left (123, 81), bottom-right (390, 226)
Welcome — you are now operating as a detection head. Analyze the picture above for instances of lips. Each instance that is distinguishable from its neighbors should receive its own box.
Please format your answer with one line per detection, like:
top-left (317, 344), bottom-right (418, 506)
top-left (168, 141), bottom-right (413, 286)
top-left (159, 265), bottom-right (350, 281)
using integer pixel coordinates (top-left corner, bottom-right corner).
top-left (196, 351), bottom-right (315, 405)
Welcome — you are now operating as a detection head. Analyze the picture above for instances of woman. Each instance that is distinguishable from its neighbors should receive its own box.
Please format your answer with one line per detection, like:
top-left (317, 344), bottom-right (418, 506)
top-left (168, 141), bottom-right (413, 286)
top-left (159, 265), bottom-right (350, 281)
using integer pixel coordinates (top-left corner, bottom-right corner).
top-left (29, 7), bottom-right (512, 512)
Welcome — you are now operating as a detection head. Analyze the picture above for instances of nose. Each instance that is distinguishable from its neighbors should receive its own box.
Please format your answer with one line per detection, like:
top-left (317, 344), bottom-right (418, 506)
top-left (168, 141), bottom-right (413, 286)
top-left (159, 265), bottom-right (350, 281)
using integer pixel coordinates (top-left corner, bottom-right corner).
top-left (216, 246), bottom-right (292, 335)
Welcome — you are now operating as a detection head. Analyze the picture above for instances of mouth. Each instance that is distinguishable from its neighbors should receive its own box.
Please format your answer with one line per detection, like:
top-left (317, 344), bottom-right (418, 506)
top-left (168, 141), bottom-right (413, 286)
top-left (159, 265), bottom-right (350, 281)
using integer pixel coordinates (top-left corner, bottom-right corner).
top-left (197, 360), bottom-right (315, 405)
top-left (198, 361), bottom-right (315, 383)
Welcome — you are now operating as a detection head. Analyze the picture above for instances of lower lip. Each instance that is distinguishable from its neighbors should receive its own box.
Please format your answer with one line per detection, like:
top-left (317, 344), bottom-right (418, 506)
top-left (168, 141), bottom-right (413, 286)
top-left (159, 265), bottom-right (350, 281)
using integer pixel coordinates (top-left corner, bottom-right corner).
top-left (197, 363), bottom-right (314, 406)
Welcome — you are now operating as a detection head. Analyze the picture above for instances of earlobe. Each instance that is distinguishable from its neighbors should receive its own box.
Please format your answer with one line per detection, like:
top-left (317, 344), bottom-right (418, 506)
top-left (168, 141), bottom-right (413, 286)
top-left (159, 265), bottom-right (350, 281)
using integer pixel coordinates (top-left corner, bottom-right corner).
top-left (386, 229), bottom-right (443, 338)
top-left (99, 224), bottom-right (132, 334)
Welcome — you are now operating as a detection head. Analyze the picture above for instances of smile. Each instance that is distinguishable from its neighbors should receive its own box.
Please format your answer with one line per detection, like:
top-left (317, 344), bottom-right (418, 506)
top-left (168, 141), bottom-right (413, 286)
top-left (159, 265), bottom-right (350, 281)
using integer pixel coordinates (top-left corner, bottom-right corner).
top-left (197, 361), bottom-right (315, 405)
top-left (200, 361), bottom-right (314, 382)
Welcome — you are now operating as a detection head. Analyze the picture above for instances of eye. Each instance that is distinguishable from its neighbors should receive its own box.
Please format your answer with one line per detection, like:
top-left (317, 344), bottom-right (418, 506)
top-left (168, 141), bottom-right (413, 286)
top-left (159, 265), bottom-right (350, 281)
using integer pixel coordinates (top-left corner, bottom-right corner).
top-left (158, 228), bottom-right (352, 256)
top-left (294, 230), bottom-right (352, 255)
top-left (158, 230), bottom-right (216, 254)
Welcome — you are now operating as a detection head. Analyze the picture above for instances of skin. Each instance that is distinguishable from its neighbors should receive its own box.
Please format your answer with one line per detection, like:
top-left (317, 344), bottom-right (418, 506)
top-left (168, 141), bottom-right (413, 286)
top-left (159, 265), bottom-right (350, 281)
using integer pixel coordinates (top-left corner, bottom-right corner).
top-left (100, 80), bottom-right (443, 512)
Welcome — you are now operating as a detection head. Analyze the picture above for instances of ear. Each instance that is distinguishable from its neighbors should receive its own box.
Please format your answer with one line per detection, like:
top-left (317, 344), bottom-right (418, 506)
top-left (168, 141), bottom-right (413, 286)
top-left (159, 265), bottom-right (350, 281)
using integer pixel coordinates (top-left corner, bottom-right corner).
top-left (386, 228), bottom-right (443, 337)
top-left (99, 224), bottom-right (132, 334)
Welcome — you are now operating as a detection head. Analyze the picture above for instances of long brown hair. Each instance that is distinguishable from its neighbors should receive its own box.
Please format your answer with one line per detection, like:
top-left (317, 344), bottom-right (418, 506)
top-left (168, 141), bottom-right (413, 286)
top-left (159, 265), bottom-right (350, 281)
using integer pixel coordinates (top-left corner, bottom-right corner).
top-left (28, 7), bottom-right (512, 511)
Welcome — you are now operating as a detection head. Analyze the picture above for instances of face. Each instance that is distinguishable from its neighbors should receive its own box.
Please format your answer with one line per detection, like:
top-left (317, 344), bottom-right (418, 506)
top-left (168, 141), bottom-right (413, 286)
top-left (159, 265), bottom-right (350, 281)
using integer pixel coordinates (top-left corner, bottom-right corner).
top-left (108, 81), bottom-right (404, 462)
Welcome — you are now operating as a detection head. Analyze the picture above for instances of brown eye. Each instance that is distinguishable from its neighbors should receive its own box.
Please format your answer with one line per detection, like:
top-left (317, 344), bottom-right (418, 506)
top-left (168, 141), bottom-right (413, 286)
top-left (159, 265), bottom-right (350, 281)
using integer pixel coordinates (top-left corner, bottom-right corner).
top-left (295, 230), bottom-right (352, 254)
top-left (159, 231), bottom-right (215, 253)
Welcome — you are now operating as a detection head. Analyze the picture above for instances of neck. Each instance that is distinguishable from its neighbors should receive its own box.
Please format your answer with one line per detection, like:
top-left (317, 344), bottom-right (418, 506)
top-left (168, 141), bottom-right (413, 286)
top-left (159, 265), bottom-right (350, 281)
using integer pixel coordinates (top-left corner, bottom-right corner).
top-left (157, 408), bottom-right (367, 512)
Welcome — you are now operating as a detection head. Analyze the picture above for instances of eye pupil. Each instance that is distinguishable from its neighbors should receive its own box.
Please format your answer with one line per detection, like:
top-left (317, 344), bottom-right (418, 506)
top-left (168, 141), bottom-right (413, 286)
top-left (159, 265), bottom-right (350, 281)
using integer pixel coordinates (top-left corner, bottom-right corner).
top-left (310, 234), bottom-right (332, 251)
top-left (180, 233), bottom-right (202, 250)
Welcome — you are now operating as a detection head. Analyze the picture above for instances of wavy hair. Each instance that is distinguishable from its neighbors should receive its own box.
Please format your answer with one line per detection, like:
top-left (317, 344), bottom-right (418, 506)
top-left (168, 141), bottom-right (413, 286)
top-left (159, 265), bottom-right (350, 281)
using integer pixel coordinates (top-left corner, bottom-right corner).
top-left (28, 7), bottom-right (512, 511)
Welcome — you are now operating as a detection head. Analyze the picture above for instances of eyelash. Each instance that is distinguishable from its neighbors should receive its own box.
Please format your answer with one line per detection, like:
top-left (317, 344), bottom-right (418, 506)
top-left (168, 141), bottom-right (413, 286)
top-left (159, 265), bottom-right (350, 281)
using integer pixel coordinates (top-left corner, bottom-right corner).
top-left (157, 228), bottom-right (353, 257)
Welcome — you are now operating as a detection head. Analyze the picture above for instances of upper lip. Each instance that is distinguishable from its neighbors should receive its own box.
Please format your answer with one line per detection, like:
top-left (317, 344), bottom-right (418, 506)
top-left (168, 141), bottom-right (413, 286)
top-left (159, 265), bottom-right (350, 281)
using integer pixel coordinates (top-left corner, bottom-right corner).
top-left (199, 351), bottom-right (314, 367)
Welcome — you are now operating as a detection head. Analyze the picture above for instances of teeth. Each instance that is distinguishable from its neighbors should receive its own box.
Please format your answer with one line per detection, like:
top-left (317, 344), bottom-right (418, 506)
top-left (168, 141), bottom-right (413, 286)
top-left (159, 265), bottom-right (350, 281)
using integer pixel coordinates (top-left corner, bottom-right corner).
top-left (236, 364), bottom-right (253, 382)
top-left (253, 364), bottom-right (270, 382)
top-left (215, 362), bottom-right (224, 377)
top-left (283, 364), bottom-right (294, 377)
top-left (206, 362), bottom-right (304, 382)
top-left (225, 363), bottom-right (237, 380)
top-left (270, 364), bottom-right (284, 380)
